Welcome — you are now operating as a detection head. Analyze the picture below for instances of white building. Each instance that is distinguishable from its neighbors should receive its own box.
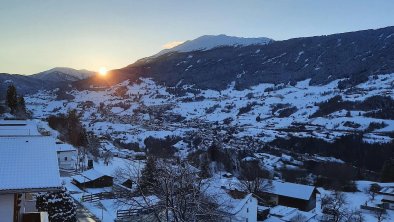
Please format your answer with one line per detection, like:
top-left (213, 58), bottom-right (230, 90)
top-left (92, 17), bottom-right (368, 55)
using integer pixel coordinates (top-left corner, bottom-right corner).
top-left (0, 136), bottom-right (61, 222)
top-left (0, 120), bottom-right (78, 171)
top-left (225, 193), bottom-right (258, 222)
top-left (55, 143), bottom-right (78, 170)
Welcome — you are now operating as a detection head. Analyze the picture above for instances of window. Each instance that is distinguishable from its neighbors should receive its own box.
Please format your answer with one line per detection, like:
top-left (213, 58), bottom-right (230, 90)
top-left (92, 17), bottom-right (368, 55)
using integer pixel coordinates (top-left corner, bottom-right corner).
top-left (64, 157), bottom-right (68, 161)
top-left (247, 208), bottom-right (249, 213)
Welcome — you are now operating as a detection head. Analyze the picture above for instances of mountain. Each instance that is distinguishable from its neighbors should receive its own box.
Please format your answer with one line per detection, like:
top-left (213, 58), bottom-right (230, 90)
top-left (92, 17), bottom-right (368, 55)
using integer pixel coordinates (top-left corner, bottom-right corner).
top-left (31, 67), bottom-right (95, 82)
top-left (0, 68), bottom-right (95, 98)
top-left (156, 34), bottom-right (273, 56)
top-left (76, 26), bottom-right (394, 91)
top-left (0, 73), bottom-right (49, 95)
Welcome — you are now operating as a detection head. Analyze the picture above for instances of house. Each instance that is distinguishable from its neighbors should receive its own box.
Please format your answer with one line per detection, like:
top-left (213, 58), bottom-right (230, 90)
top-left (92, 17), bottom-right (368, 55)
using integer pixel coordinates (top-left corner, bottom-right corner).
top-left (55, 142), bottom-right (78, 170)
top-left (0, 120), bottom-right (41, 136)
top-left (379, 187), bottom-right (394, 210)
top-left (264, 181), bottom-right (319, 211)
top-left (0, 136), bottom-right (61, 222)
top-left (264, 205), bottom-right (317, 222)
top-left (226, 193), bottom-right (258, 222)
top-left (72, 169), bottom-right (114, 189)
top-left (219, 191), bottom-right (258, 222)
top-left (0, 120), bottom-right (78, 170)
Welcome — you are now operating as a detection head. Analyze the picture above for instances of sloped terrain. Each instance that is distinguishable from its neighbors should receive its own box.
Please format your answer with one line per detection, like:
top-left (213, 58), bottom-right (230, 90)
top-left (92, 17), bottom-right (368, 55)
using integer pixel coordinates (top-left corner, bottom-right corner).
top-left (75, 26), bottom-right (394, 90)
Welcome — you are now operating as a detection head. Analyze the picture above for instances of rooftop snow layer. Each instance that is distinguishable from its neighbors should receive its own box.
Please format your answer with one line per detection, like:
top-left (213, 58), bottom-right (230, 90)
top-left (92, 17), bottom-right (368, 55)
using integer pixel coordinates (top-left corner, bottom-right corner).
top-left (55, 143), bottom-right (77, 152)
top-left (0, 120), bottom-right (40, 136)
top-left (269, 181), bottom-right (317, 200)
top-left (72, 169), bottom-right (111, 183)
top-left (0, 136), bottom-right (61, 192)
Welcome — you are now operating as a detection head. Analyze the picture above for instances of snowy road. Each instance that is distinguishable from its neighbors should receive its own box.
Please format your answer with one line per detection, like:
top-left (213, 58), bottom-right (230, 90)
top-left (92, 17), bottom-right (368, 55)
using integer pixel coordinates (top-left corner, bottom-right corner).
top-left (74, 200), bottom-right (99, 222)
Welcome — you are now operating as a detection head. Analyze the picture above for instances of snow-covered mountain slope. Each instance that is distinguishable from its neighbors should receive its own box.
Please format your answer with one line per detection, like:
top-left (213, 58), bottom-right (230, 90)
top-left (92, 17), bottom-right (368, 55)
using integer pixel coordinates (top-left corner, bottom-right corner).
top-left (77, 26), bottom-right (394, 91)
top-left (31, 67), bottom-right (95, 82)
top-left (156, 34), bottom-right (273, 56)
top-left (27, 73), bottom-right (394, 150)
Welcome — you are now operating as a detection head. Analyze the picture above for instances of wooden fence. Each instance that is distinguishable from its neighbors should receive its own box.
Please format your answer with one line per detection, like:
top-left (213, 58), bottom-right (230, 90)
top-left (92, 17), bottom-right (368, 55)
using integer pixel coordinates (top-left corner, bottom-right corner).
top-left (81, 192), bottom-right (113, 202)
top-left (116, 208), bottom-right (154, 221)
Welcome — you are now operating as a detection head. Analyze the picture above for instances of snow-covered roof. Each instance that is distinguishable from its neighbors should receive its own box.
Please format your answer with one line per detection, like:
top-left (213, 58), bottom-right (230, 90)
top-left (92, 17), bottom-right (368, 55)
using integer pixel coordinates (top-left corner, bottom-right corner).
top-left (228, 193), bottom-right (254, 215)
top-left (0, 120), bottom-right (40, 136)
top-left (0, 136), bottom-right (61, 192)
top-left (269, 205), bottom-right (316, 222)
top-left (380, 187), bottom-right (394, 196)
top-left (268, 181), bottom-right (317, 200)
top-left (72, 169), bottom-right (112, 183)
top-left (55, 143), bottom-right (77, 152)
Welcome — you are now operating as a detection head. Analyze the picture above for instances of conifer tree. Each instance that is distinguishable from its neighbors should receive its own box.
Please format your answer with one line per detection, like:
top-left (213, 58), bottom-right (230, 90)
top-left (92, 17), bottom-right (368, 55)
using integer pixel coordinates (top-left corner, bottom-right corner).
top-left (6, 84), bottom-right (17, 113)
top-left (139, 157), bottom-right (159, 194)
top-left (36, 188), bottom-right (77, 222)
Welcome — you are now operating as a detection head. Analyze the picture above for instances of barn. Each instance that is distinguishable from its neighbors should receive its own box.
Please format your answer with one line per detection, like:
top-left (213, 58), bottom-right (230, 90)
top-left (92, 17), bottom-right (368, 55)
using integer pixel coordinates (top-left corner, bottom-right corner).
top-left (264, 181), bottom-right (320, 212)
top-left (72, 169), bottom-right (113, 189)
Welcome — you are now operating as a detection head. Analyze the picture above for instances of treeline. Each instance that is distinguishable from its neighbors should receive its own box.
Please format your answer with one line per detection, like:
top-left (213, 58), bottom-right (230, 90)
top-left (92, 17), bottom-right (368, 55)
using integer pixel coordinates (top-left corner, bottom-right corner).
top-left (48, 110), bottom-right (87, 147)
top-left (312, 95), bottom-right (394, 119)
top-left (269, 134), bottom-right (394, 181)
top-left (0, 84), bottom-right (29, 118)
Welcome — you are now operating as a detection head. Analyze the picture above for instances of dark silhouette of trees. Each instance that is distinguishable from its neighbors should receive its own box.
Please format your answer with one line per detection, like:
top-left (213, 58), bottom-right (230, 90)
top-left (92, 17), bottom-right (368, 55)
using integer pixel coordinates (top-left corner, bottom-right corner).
top-left (381, 159), bottom-right (394, 182)
top-left (6, 84), bottom-right (17, 113)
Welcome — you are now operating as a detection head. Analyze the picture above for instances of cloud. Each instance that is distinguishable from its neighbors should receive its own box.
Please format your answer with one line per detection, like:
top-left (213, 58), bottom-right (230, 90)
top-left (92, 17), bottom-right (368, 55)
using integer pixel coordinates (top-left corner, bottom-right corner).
top-left (162, 41), bottom-right (184, 49)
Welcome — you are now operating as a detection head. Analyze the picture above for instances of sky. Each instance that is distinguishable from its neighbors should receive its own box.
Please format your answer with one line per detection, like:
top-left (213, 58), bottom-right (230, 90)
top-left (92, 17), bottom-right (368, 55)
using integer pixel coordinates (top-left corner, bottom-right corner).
top-left (1, 0), bottom-right (394, 74)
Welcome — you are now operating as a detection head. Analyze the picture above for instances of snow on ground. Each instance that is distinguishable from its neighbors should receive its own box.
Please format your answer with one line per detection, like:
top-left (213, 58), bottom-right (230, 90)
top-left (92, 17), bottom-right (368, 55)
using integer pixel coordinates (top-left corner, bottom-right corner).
top-left (26, 73), bottom-right (394, 146)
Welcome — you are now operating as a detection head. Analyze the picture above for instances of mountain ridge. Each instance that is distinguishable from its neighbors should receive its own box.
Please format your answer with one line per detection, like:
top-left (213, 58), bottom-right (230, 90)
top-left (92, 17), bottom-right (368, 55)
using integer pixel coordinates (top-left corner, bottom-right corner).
top-left (75, 26), bottom-right (394, 91)
top-left (156, 34), bottom-right (273, 56)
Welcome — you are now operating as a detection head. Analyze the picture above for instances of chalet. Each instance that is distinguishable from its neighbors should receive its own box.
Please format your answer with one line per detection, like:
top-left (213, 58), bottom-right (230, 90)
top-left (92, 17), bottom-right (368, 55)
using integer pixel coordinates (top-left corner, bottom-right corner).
top-left (0, 136), bottom-right (61, 222)
top-left (72, 169), bottom-right (113, 189)
top-left (379, 187), bottom-right (394, 210)
top-left (264, 181), bottom-right (319, 212)
top-left (55, 143), bottom-right (77, 170)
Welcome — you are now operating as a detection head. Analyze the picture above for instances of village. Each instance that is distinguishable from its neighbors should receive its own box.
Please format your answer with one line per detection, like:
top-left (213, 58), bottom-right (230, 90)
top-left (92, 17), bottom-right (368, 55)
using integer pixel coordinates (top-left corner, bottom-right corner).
top-left (1, 119), bottom-right (393, 222)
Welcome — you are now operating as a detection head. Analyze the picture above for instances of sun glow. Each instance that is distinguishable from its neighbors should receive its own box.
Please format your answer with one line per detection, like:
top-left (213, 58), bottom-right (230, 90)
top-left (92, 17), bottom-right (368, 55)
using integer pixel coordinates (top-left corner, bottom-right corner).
top-left (99, 67), bottom-right (107, 76)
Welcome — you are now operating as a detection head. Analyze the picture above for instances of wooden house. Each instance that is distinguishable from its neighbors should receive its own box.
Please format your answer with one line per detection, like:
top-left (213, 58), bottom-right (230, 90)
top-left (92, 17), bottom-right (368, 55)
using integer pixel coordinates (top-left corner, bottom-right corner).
top-left (264, 181), bottom-right (320, 212)
top-left (72, 169), bottom-right (113, 189)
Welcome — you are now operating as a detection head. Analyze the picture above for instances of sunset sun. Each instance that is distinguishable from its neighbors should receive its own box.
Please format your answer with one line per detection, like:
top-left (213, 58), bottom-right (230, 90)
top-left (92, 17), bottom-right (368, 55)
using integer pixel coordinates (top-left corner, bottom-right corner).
top-left (99, 67), bottom-right (107, 76)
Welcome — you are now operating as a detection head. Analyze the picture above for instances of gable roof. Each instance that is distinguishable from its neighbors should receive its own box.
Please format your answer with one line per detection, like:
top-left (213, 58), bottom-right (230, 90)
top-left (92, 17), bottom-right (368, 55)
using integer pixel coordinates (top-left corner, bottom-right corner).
top-left (268, 181), bottom-right (317, 200)
top-left (0, 136), bottom-right (61, 193)
top-left (72, 169), bottom-right (112, 183)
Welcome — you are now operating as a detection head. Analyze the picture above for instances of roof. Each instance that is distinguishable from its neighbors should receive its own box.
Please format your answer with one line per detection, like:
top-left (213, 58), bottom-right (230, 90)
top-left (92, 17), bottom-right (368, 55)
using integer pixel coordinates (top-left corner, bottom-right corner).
top-left (268, 181), bottom-right (317, 200)
top-left (380, 187), bottom-right (394, 196)
top-left (0, 136), bottom-right (61, 192)
top-left (228, 193), bottom-right (254, 215)
top-left (55, 143), bottom-right (77, 152)
top-left (269, 205), bottom-right (317, 222)
top-left (0, 120), bottom-right (41, 136)
top-left (72, 169), bottom-right (112, 183)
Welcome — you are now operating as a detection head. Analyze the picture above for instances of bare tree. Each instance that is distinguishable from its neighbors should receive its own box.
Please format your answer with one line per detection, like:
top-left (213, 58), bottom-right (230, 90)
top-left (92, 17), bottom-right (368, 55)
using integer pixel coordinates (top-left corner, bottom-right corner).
top-left (364, 183), bottom-right (381, 201)
top-left (239, 160), bottom-right (272, 195)
top-left (290, 213), bottom-right (308, 222)
top-left (321, 191), bottom-right (349, 222)
top-left (373, 209), bottom-right (387, 222)
top-left (114, 159), bottom-right (224, 222)
top-left (102, 150), bottom-right (113, 166)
